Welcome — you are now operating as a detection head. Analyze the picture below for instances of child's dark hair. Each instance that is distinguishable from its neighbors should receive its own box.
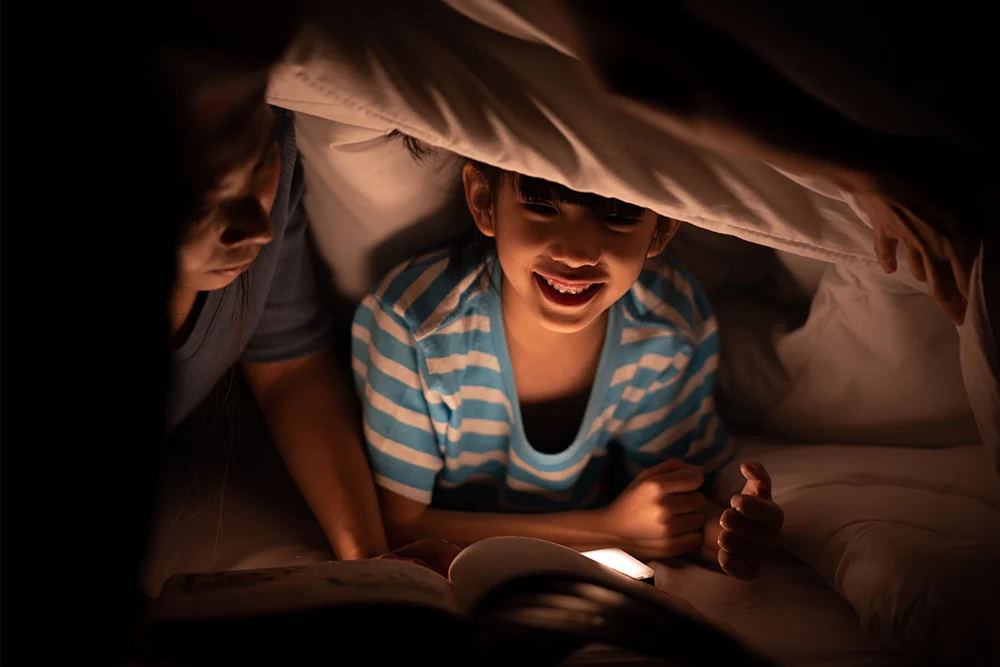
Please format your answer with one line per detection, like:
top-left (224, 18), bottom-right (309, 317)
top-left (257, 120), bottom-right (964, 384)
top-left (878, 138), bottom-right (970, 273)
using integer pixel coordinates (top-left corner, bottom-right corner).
top-left (384, 130), bottom-right (674, 280)
top-left (385, 129), bottom-right (670, 227)
top-left (466, 162), bottom-right (652, 224)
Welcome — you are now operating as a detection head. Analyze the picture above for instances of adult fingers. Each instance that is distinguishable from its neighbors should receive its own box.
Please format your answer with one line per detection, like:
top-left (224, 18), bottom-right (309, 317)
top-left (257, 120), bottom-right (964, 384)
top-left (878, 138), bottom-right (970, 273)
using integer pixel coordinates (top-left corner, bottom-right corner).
top-left (390, 538), bottom-right (462, 577)
top-left (926, 256), bottom-right (968, 325)
top-left (906, 242), bottom-right (928, 283)
top-left (874, 224), bottom-right (898, 274)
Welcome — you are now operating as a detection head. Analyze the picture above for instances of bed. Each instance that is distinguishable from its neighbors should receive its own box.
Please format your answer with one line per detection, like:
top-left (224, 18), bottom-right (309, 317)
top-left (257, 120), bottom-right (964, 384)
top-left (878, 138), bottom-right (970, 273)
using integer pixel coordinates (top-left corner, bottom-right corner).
top-left (262, 2), bottom-right (1000, 664)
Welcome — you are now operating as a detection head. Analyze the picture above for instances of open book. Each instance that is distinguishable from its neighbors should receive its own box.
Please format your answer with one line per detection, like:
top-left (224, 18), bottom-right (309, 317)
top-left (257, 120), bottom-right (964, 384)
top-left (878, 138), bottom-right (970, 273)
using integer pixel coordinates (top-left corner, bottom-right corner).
top-left (149, 536), bottom-right (771, 666)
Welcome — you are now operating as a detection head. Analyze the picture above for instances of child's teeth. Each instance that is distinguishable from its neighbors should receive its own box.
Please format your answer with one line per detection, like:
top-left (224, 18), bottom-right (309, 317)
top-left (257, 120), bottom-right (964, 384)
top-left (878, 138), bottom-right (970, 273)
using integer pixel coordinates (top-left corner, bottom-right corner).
top-left (545, 278), bottom-right (585, 294)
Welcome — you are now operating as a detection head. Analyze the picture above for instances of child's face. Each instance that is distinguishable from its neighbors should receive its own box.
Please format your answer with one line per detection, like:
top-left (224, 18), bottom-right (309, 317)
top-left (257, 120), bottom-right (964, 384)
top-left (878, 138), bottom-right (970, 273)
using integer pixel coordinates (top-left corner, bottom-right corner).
top-left (176, 102), bottom-right (281, 292)
top-left (464, 165), bottom-right (674, 334)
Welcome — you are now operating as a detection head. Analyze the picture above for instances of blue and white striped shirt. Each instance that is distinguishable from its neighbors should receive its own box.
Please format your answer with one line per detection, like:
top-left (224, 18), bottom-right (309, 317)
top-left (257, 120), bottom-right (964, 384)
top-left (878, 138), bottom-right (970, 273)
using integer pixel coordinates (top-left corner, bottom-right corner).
top-left (352, 246), bottom-right (734, 513)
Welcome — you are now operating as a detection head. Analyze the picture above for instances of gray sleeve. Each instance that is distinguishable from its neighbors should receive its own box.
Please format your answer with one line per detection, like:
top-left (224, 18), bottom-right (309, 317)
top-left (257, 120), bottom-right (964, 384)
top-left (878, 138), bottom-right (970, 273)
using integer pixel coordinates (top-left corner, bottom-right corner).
top-left (243, 204), bottom-right (333, 364)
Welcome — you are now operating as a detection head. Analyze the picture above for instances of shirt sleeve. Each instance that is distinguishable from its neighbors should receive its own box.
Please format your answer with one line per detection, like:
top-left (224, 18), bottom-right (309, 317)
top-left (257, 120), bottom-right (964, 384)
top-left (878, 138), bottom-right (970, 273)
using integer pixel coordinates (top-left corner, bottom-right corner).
top-left (352, 294), bottom-right (444, 504)
top-left (616, 315), bottom-right (736, 492)
top-left (243, 201), bottom-right (333, 364)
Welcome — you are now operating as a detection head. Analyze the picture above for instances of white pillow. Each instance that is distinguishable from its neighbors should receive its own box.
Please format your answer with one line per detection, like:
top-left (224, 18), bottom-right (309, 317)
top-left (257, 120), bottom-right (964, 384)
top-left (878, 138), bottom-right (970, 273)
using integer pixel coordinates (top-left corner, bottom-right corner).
top-left (760, 262), bottom-right (980, 446)
top-left (667, 223), bottom-right (979, 447)
top-left (294, 113), bottom-right (467, 302)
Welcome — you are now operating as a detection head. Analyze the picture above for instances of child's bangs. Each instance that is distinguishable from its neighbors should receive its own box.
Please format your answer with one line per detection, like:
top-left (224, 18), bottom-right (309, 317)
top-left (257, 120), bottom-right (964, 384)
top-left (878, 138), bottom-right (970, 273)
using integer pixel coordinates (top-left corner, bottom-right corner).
top-left (513, 174), bottom-right (646, 220)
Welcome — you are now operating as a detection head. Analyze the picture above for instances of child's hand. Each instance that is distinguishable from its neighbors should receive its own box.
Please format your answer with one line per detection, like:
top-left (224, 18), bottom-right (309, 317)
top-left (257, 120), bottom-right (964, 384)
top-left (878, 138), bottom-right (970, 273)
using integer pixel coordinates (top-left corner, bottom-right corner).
top-left (717, 462), bottom-right (784, 581)
top-left (600, 459), bottom-right (707, 560)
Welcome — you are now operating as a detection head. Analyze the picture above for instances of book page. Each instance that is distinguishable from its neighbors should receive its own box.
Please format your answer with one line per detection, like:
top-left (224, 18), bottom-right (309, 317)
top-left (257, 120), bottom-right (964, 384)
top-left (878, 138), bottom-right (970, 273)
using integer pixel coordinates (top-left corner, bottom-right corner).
top-left (153, 559), bottom-right (460, 622)
top-left (448, 536), bottom-right (706, 620)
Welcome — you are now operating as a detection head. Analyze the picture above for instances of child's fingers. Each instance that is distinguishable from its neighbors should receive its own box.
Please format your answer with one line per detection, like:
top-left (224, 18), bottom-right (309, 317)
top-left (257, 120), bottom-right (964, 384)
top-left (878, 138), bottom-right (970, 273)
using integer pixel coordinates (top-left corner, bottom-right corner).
top-left (651, 466), bottom-right (705, 496)
top-left (661, 491), bottom-right (706, 517)
top-left (632, 530), bottom-right (704, 559)
top-left (718, 529), bottom-right (767, 566)
top-left (718, 549), bottom-right (759, 581)
top-left (720, 508), bottom-right (777, 548)
top-left (740, 461), bottom-right (772, 500)
top-left (665, 512), bottom-right (706, 537)
top-left (632, 458), bottom-right (688, 484)
top-left (731, 494), bottom-right (784, 529)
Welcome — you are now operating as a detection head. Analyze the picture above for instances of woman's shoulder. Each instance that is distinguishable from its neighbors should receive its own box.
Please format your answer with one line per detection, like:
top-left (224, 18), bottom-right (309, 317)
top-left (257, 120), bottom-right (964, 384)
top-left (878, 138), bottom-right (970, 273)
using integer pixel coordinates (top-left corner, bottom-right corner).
top-left (619, 254), bottom-right (716, 343)
top-left (361, 244), bottom-right (491, 339)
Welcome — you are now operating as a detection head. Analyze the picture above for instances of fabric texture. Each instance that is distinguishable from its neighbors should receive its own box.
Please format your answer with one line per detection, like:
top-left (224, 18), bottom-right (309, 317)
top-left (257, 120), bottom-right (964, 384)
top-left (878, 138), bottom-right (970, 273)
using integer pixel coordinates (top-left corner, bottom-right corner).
top-left (351, 246), bottom-right (733, 511)
top-left (740, 440), bottom-right (1000, 666)
top-left (268, 1), bottom-right (993, 448)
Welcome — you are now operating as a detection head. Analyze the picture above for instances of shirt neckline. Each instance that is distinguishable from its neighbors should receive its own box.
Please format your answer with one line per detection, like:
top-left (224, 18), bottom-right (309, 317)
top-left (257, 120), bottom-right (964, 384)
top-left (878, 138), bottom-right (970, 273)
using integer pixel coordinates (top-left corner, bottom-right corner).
top-left (486, 266), bottom-right (620, 468)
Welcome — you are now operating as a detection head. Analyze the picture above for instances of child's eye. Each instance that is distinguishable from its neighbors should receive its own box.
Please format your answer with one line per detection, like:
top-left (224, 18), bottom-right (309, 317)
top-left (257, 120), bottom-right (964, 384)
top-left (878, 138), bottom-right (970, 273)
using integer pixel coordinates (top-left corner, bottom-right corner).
top-left (604, 215), bottom-right (643, 229)
top-left (521, 202), bottom-right (559, 217)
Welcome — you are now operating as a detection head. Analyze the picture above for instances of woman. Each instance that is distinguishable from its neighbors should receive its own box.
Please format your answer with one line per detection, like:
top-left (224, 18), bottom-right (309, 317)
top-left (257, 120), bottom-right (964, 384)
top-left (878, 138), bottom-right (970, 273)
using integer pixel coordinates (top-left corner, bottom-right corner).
top-left (141, 81), bottom-right (392, 594)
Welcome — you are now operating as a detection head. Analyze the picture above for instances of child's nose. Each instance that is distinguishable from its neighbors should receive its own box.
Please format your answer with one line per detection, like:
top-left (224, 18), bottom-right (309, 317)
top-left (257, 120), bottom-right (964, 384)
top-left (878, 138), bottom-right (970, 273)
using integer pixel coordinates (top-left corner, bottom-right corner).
top-left (548, 228), bottom-right (602, 268)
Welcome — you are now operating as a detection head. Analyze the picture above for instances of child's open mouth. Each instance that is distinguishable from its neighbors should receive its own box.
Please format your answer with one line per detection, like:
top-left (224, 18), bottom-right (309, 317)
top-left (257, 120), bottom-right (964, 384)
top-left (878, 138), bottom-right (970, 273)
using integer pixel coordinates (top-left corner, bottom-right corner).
top-left (534, 273), bottom-right (605, 307)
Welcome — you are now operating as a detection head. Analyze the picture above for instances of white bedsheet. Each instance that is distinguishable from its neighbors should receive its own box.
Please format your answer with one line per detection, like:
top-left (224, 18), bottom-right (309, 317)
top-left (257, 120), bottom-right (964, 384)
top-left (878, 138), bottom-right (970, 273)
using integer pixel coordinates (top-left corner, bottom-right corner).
top-left (651, 554), bottom-right (904, 667)
top-left (575, 441), bottom-right (1000, 667)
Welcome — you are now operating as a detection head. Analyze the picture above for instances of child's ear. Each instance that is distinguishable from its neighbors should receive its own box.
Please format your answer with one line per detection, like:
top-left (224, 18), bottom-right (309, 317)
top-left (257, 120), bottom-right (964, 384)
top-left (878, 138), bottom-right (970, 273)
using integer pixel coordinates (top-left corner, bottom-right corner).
top-left (648, 217), bottom-right (681, 257)
top-left (462, 162), bottom-right (496, 237)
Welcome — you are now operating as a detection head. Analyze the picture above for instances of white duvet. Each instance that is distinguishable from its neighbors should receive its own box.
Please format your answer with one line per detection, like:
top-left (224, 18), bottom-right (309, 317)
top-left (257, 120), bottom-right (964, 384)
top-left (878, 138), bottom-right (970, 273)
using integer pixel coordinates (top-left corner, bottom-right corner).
top-left (268, 0), bottom-right (997, 457)
top-left (710, 442), bottom-right (1000, 666)
top-left (264, 1), bottom-right (1000, 664)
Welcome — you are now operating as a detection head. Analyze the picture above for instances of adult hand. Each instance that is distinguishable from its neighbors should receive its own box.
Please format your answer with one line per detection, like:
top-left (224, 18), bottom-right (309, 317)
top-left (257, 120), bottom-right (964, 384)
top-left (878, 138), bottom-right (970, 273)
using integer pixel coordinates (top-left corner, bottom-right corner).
top-left (863, 190), bottom-right (972, 326)
top-left (376, 538), bottom-right (462, 578)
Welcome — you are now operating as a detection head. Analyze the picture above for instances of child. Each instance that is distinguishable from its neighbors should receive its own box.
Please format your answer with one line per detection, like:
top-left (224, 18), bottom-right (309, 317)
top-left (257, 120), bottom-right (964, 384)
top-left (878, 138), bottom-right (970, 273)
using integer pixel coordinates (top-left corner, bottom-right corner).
top-left (352, 161), bottom-right (784, 580)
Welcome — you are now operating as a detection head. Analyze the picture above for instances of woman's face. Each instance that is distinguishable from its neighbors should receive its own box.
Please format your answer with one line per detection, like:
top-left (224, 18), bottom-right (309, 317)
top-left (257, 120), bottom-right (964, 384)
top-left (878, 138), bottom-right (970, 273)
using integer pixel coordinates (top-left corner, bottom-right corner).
top-left (176, 103), bottom-right (281, 292)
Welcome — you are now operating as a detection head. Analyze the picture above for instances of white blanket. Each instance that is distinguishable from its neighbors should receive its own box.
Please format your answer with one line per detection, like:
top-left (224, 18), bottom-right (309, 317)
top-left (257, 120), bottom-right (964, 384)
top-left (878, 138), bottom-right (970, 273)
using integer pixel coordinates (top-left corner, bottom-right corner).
top-left (268, 0), bottom-right (996, 458)
top-left (715, 442), bottom-right (1000, 666)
